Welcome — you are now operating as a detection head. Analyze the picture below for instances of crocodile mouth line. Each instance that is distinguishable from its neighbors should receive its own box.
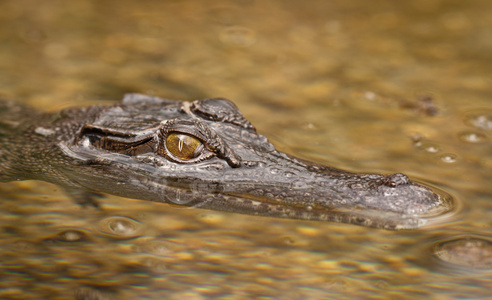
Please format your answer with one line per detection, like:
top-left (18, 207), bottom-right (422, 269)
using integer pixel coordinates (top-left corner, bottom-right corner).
top-left (1, 94), bottom-right (456, 230)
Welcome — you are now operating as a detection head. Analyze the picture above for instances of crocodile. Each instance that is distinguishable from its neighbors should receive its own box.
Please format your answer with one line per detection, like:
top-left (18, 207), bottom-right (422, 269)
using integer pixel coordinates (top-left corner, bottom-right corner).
top-left (0, 94), bottom-right (453, 229)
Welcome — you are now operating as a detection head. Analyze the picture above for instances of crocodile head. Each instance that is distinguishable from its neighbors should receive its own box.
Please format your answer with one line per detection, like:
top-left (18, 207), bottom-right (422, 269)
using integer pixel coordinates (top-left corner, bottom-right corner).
top-left (58, 94), bottom-right (454, 230)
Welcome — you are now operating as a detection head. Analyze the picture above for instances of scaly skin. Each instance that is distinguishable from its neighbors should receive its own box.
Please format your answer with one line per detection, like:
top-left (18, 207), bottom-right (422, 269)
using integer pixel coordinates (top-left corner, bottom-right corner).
top-left (0, 94), bottom-right (453, 229)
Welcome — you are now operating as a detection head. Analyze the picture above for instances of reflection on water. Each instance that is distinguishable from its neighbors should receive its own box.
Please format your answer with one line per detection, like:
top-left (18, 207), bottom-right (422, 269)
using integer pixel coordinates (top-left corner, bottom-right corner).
top-left (0, 0), bottom-right (491, 299)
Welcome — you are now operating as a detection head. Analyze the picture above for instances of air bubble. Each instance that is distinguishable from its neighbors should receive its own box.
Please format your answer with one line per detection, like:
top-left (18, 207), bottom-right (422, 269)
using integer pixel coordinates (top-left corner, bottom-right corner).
top-left (464, 113), bottom-right (492, 130)
top-left (301, 122), bottom-right (318, 130)
top-left (423, 144), bottom-right (441, 153)
top-left (96, 216), bottom-right (143, 239)
top-left (459, 131), bottom-right (487, 143)
top-left (411, 135), bottom-right (442, 153)
top-left (363, 91), bottom-right (377, 101)
top-left (439, 153), bottom-right (458, 163)
top-left (434, 236), bottom-right (492, 269)
top-left (56, 229), bottom-right (86, 242)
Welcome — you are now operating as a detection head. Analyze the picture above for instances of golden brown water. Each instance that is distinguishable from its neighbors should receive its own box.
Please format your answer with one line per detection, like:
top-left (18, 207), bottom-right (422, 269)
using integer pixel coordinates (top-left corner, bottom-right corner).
top-left (1, 0), bottom-right (491, 299)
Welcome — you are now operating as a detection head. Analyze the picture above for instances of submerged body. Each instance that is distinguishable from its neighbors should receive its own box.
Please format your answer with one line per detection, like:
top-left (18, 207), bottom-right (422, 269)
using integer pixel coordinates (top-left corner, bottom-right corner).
top-left (0, 94), bottom-right (452, 229)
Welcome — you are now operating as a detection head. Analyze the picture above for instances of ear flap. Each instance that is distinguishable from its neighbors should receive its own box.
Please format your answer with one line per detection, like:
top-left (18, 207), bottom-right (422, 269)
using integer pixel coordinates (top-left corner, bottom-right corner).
top-left (190, 98), bottom-right (256, 131)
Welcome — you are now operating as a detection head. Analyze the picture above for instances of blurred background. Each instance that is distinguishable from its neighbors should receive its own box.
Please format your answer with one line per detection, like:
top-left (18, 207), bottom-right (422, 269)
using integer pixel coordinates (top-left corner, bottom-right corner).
top-left (0, 0), bottom-right (491, 299)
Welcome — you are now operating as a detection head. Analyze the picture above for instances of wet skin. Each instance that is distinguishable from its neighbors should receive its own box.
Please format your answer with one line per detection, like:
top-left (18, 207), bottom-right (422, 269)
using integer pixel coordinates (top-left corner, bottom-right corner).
top-left (0, 94), bottom-right (453, 229)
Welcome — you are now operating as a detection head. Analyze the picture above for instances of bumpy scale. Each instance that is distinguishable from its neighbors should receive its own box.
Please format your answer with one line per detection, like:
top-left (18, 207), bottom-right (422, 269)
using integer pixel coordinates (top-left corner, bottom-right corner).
top-left (0, 94), bottom-right (453, 229)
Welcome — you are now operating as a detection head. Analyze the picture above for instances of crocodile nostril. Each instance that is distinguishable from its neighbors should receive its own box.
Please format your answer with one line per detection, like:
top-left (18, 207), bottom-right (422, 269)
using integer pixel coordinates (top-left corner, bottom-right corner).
top-left (382, 173), bottom-right (410, 187)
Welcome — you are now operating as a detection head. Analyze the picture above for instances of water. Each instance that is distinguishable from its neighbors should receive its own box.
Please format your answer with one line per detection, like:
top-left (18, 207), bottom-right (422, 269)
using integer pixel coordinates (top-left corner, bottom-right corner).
top-left (1, 0), bottom-right (491, 299)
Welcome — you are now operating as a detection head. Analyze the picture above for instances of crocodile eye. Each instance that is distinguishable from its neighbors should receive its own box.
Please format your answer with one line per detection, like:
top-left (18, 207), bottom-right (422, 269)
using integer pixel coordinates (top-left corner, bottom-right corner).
top-left (166, 133), bottom-right (201, 160)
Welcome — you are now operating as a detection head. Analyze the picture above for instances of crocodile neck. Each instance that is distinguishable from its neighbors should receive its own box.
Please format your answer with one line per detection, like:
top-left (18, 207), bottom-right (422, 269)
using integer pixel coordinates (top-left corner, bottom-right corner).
top-left (0, 100), bottom-right (46, 181)
top-left (0, 100), bottom-right (103, 184)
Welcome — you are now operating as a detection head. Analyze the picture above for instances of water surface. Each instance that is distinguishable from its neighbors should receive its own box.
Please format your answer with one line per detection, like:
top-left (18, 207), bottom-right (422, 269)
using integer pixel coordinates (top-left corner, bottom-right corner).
top-left (0, 0), bottom-right (491, 299)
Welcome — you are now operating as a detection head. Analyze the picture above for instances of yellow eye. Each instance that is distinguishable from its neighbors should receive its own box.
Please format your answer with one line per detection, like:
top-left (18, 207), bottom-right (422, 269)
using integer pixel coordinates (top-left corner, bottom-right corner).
top-left (166, 133), bottom-right (201, 160)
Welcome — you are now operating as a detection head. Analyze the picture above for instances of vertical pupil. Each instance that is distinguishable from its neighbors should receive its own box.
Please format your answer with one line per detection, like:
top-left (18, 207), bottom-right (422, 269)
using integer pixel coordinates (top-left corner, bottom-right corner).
top-left (166, 133), bottom-right (201, 160)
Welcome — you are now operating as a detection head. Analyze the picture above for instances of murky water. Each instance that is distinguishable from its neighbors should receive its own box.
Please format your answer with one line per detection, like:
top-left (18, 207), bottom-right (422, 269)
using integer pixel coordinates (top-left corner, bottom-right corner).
top-left (1, 0), bottom-right (491, 299)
